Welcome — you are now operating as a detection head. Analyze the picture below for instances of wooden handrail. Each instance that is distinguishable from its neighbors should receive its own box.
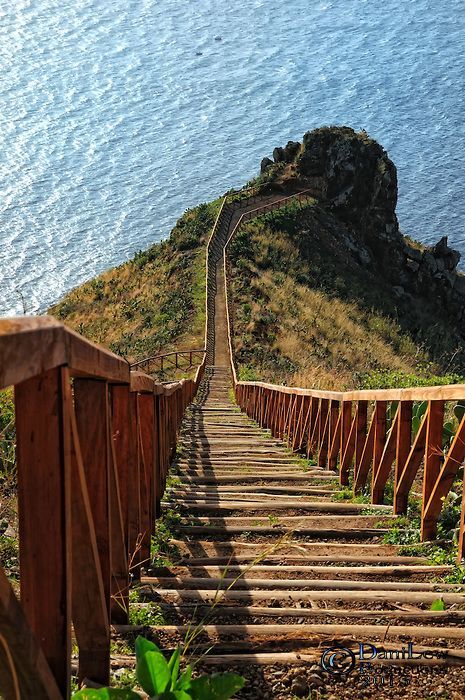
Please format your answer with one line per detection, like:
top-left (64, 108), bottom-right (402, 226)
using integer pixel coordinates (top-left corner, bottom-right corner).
top-left (222, 191), bottom-right (465, 564)
top-left (0, 316), bottom-right (203, 697)
top-left (0, 316), bottom-right (129, 389)
top-left (130, 349), bottom-right (206, 375)
top-left (224, 190), bottom-right (316, 387)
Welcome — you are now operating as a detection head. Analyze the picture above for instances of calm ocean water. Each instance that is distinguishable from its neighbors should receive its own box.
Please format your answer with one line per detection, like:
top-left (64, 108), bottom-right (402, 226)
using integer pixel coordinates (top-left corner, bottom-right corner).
top-left (1, 0), bottom-right (464, 316)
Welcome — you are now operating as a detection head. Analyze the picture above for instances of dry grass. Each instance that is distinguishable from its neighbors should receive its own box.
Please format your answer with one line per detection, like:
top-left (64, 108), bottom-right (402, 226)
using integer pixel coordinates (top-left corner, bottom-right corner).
top-left (229, 205), bottom-right (465, 390)
top-left (50, 200), bottom-right (221, 363)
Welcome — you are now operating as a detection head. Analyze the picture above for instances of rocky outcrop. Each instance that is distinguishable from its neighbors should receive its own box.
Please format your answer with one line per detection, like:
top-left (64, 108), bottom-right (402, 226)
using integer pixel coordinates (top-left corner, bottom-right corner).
top-left (260, 126), bottom-right (465, 335)
top-left (402, 236), bottom-right (465, 329)
top-left (262, 127), bottom-right (401, 268)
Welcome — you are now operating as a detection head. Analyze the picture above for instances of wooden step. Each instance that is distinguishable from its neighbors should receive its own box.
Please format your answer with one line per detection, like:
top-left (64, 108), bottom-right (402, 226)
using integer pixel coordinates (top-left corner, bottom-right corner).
top-left (129, 602), bottom-right (465, 621)
top-left (114, 622), bottom-right (465, 641)
top-left (176, 554), bottom-right (430, 565)
top-left (139, 587), bottom-right (465, 605)
top-left (175, 501), bottom-right (391, 512)
top-left (108, 649), bottom-right (465, 668)
top-left (157, 564), bottom-right (451, 576)
top-left (177, 525), bottom-right (390, 538)
top-left (142, 575), bottom-right (463, 593)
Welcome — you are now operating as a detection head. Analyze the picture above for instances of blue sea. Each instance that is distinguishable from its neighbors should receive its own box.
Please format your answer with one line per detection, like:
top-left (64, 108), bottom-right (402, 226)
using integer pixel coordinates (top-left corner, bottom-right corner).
top-left (1, 0), bottom-right (464, 316)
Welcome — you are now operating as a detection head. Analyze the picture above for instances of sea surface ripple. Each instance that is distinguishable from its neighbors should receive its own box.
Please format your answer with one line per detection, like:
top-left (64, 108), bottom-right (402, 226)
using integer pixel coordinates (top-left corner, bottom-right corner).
top-left (0, 0), bottom-right (464, 315)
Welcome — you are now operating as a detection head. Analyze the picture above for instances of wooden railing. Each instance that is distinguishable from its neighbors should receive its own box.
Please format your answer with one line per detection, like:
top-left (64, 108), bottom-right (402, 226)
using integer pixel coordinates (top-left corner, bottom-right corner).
top-left (130, 349), bottom-right (206, 376)
top-left (224, 190), bottom-right (317, 388)
top-left (204, 198), bottom-right (234, 364)
top-left (0, 317), bottom-right (205, 697)
top-left (223, 193), bottom-right (465, 563)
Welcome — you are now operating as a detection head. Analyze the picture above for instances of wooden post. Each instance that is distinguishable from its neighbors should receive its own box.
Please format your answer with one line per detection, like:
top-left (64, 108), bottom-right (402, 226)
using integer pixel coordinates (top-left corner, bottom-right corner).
top-left (15, 366), bottom-right (71, 695)
top-left (154, 395), bottom-right (162, 519)
top-left (421, 400), bottom-right (445, 541)
top-left (318, 399), bottom-right (330, 468)
top-left (108, 423), bottom-right (129, 625)
top-left (74, 379), bottom-right (111, 612)
top-left (393, 401), bottom-right (412, 515)
top-left (354, 410), bottom-right (375, 493)
top-left (128, 392), bottom-right (142, 579)
top-left (328, 400), bottom-right (340, 469)
top-left (138, 393), bottom-right (155, 566)
top-left (67, 381), bottom-right (111, 684)
top-left (307, 399), bottom-right (320, 459)
top-left (340, 407), bottom-right (357, 486)
top-left (371, 401), bottom-right (387, 501)
top-left (111, 386), bottom-right (132, 548)
top-left (340, 401), bottom-right (352, 483)
top-left (354, 401), bottom-right (368, 478)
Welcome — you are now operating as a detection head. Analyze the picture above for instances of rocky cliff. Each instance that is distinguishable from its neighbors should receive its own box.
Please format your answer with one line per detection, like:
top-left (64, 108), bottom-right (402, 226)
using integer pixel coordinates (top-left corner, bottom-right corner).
top-left (259, 126), bottom-right (465, 337)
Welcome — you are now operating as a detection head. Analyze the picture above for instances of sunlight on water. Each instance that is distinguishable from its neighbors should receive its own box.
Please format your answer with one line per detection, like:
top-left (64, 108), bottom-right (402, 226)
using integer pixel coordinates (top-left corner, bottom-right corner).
top-left (0, 0), bottom-right (464, 314)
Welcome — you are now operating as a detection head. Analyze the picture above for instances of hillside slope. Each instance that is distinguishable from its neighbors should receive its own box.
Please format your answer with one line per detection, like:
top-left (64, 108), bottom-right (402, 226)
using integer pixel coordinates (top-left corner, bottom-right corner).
top-left (227, 127), bottom-right (465, 389)
top-left (228, 199), bottom-right (464, 389)
top-left (50, 200), bottom-right (220, 362)
top-left (52, 126), bottom-right (465, 388)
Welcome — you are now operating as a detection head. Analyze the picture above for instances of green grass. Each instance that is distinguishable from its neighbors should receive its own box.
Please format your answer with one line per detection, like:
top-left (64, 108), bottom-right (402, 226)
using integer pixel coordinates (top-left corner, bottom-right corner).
top-left (129, 602), bottom-right (167, 627)
top-left (150, 507), bottom-right (182, 567)
top-left (331, 488), bottom-right (370, 505)
top-left (0, 390), bottom-right (16, 491)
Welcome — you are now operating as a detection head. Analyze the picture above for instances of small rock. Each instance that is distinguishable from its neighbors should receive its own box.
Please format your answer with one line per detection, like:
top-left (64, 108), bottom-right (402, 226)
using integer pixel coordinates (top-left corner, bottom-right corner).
top-left (405, 243), bottom-right (423, 262)
top-left (260, 157), bottom-right (274, 173)
top-left (273, 146), bottom-right (285, 163)
top-left (308, 673), bottom-right (325, 688)
top-left (434, 236), bottom-right (451, 256)
top-left (406, 258), bottom-right (420, 273)
top-left (283, 140), bottom-right (301, 162)
top-left (290, 676), bottom-right (308, 697)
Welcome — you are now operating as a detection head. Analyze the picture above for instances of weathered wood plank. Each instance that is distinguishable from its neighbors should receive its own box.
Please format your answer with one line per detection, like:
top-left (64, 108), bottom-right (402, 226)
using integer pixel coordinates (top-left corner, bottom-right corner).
top-left (66, 381), bottom-right (110, 685)
top-left (74, 379), bottom-right (111, 613)
top-left (15, 366), bottom-right (71, 694)
top-left (0, 567), bottom-right (62, 699)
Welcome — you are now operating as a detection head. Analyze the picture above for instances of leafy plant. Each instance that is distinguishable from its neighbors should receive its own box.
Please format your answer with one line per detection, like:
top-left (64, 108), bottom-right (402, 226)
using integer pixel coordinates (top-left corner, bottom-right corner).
top-left (411, 401), bottom-right (427, 435)
top-left (430, 598), bottom-right (445, 611)
top-left (382, 515), bottom-right (421, 545)
top-left (437, 491), bottom-right (462, 541)
top-left (73, 636), bottom-right (245, 700)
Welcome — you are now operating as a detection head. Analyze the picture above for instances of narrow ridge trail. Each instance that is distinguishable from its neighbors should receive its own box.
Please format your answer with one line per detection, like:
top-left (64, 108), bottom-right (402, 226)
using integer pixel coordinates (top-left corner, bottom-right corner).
top-left (116, 196), bottom-right (465, 699)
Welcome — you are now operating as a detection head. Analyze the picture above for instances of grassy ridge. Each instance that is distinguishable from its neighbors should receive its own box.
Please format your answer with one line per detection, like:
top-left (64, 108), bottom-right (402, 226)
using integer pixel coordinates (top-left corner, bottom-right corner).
top-left (50, 199), bottom-right (221, 362)
top-left (228, 201), bottom-right (465, 390)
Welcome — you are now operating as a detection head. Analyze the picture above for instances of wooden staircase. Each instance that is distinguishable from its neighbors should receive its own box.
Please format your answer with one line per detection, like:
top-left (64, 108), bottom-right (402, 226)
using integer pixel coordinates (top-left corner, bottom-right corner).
top-left (109, 190), bottom-right (465, 698)
top-left (3, 194), bottom-right (465, 697)
top-left (113, 365), bottom-right (465, 698)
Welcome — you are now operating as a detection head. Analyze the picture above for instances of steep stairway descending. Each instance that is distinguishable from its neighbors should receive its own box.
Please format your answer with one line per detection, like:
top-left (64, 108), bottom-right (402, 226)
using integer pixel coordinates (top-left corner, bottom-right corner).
top-left (111, 366), bottom-right (465, 698)
top-left (111, 192), bottom-right (465, 698)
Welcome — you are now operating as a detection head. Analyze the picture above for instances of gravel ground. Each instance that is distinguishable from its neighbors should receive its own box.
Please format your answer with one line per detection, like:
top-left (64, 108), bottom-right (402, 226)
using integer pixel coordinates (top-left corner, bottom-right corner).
top-left (202, 662), bottom-right (465, 700)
